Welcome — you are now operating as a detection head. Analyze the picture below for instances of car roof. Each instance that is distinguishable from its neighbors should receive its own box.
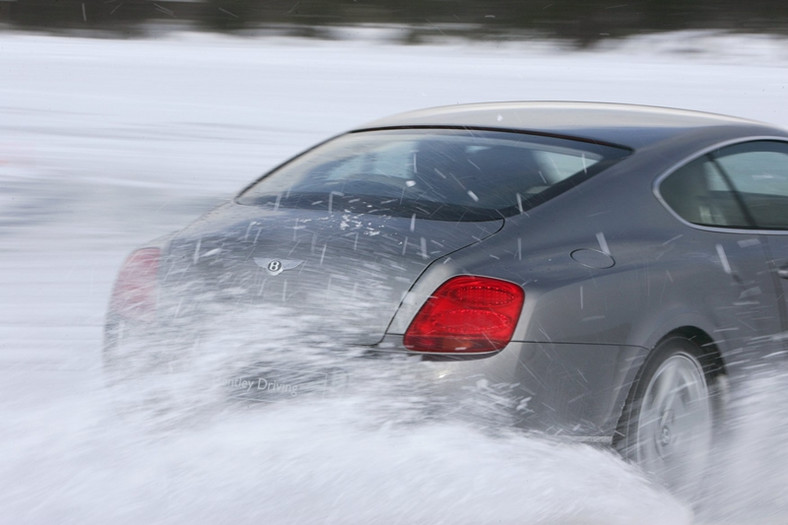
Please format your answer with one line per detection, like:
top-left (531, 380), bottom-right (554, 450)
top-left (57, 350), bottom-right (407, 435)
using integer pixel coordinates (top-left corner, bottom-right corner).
top-left (356, 101), bottom-right (783, 150)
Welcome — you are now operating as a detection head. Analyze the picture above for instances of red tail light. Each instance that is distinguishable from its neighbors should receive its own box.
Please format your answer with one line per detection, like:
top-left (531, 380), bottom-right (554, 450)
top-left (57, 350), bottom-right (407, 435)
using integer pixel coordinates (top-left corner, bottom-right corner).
top-left (404, 276), bottom-right (524, 354)
top-left (109, 247), bottom-right (161, 322)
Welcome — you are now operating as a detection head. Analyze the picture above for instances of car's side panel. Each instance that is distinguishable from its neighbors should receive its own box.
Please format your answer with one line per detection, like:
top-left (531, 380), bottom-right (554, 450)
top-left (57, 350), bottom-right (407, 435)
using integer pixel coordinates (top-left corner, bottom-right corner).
top-left (378, 335), bottom-right (647, 440)
top-left (501, 136), bottom-right (783, 355)
top-left (763, 234), bottom-right (788, 334)
top-left (507, 341), bottom-right (647, 439)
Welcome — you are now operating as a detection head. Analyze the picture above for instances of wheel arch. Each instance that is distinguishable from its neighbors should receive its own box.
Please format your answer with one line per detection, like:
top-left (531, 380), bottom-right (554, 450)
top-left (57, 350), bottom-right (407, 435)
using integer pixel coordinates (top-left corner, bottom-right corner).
top-left (657, 326), bottom-right (727, 379)
top-left (613, 325), bottom-right (727, 449)
top-left (620, 325), bottom-right (728, 426)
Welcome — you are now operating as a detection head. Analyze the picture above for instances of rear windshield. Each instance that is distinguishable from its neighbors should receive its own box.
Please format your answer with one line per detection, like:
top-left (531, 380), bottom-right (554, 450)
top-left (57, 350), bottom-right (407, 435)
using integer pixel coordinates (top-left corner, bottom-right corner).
top-left (237, 128), bottom-right (630, 221)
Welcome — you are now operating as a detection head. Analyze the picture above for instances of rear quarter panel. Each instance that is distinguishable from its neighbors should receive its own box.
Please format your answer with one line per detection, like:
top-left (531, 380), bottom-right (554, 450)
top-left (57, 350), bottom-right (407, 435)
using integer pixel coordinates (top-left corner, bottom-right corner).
top-left (441, 135), bottom-right (784, 373)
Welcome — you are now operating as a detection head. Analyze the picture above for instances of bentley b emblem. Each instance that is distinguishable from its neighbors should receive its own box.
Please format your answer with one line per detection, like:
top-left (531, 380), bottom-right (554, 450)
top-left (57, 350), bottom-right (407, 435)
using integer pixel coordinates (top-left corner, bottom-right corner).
top-left (254, 257), bottom-right (304, 276)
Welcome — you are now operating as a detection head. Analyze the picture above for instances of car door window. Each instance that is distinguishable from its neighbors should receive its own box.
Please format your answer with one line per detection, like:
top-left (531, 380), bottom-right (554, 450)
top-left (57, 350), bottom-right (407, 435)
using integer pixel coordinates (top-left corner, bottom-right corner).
top-left (710, 141), bottom-right (788, 230)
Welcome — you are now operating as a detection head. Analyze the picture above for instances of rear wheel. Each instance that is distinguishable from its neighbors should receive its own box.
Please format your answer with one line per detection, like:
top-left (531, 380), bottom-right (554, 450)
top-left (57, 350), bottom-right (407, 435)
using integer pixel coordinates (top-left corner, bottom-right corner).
top-left (616, 337), bottom-right (715, 499)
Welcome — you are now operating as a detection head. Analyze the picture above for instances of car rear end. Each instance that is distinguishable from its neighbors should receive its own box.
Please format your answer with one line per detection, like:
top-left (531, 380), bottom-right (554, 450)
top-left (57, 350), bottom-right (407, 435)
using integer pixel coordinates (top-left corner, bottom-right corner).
top-left (104, 124), bottom-right (633, 437)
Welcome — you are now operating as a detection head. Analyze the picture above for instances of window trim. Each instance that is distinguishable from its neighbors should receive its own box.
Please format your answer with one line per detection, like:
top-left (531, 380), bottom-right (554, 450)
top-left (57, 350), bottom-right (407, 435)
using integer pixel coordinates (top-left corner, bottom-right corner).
top-left (653, 136), bottom-right (788, 235)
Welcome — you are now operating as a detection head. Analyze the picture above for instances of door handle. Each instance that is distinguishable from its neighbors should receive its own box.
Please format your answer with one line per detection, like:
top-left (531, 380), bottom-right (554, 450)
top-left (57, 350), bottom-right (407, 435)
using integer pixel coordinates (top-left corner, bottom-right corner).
top-left (779, 266), bottom-right (788, 279)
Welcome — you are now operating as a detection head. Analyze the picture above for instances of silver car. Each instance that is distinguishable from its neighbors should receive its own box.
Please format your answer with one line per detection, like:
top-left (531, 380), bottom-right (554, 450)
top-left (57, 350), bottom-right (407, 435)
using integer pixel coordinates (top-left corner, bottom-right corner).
top-left (105, 101), bottom-right (788, 494)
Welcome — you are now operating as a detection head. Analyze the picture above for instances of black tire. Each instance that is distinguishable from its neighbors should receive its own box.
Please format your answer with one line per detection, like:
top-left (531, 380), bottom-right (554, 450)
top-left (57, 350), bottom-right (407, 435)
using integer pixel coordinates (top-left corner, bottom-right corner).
top-left (615, 336), bottom-right (717, 498)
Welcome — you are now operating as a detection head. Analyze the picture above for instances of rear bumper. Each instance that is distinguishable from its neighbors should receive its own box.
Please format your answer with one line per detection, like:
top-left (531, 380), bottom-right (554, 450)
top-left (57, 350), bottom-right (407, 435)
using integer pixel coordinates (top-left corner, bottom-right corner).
top-left (382, 339), bottom-right (649, 443)
top-left (105, 315), bottom-right (648, 443)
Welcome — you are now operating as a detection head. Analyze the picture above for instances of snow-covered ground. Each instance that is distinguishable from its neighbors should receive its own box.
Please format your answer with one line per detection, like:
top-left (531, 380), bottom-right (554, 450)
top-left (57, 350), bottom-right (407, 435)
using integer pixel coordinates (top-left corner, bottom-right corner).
top-left (2, 30), bottom-right (788, 523)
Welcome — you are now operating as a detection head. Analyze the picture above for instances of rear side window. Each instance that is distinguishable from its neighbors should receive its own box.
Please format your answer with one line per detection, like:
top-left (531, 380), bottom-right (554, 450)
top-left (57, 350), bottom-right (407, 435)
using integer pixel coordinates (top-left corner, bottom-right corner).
top-left (237, 129), bottom-right (630, 221)
top-left (659, 140), bottom-right (788, 230)
top-left (714, 141), bottom-right (788, 229)
top-left (659, 157), bottom-right (750, 228)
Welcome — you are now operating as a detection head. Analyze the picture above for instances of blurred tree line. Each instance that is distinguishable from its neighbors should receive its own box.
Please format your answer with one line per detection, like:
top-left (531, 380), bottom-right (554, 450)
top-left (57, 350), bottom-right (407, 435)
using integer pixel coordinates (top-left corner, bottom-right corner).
top-left (1, 0), bottom-right (787, 43)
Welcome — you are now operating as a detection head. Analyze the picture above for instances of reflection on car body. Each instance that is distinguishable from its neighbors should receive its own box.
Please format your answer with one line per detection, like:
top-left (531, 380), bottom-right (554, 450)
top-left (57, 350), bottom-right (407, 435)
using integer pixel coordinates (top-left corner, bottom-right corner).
top-left (104, 101), bottom-right (788, 496)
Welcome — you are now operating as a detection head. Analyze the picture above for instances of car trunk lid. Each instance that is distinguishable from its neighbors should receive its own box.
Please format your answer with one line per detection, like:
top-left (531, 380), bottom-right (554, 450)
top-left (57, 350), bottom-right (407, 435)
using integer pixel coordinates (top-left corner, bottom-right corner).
top-left (158, 202), bottom-right (503, 345)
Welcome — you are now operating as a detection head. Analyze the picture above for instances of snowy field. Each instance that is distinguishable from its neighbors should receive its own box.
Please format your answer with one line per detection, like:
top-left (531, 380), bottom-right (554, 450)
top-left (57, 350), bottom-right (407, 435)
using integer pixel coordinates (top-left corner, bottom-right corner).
top-left (2, 30), bottom-right (788, 523)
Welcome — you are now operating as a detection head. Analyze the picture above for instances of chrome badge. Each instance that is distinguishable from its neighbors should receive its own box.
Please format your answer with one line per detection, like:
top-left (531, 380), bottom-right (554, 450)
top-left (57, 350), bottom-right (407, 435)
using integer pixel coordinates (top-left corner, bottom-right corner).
top-left (254, 257), bottom-right (304, 276)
